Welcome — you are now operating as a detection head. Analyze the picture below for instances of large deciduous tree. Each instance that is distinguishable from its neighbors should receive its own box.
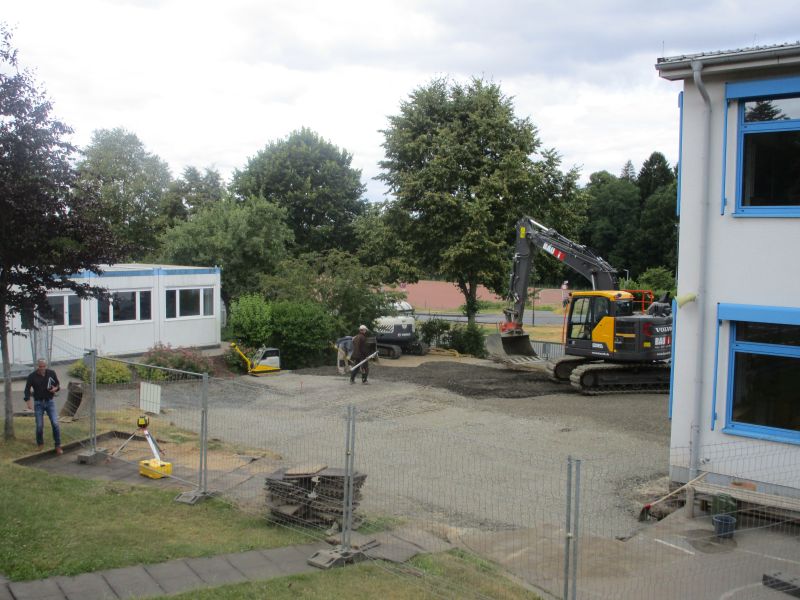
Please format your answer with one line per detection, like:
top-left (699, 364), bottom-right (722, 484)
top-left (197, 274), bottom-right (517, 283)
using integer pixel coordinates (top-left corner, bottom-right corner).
top-left (0, 25), bottom-right (124, 439)
top-left (379, 77), bottom-right (584, 322)
top-left (76, 128), bottom-right (172, 259)
top-left (158, 196), bottom-right (293, 305)
top-left (231, 128), bottom-right (367, 255)
top-left (163, 166), bottom-right (225, 224)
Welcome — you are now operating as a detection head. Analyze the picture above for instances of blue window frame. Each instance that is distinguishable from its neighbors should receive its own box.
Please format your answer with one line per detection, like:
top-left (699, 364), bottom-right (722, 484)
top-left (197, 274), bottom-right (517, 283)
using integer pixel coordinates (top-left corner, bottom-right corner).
top-left (718, 303), bottom-right (800, 445)
top-left (726, 76), bottom-right (800, 217)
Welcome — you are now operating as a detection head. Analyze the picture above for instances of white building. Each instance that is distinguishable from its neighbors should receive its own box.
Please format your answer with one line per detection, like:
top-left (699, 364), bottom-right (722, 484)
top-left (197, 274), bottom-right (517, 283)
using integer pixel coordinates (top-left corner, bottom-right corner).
top-left (8, 264), bottom-right (222, 365)
top-left (657, 44), bottom-right (800, 498)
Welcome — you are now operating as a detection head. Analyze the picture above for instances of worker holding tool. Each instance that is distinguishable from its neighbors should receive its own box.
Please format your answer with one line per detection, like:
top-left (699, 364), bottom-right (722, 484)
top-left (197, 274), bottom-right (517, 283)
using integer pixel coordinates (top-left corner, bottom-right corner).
top-left (23, 359), bottom-right (62, 455)
top-left (350, 325), bottom-right (370, 385)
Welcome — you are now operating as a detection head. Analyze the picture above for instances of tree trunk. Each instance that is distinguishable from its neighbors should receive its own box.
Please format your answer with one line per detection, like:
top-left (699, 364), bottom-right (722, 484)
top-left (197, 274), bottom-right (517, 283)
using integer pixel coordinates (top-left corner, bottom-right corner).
top-left (457, 279), bottom-right (479, 326)
top-left (1, 301), bottom-right (15, 440)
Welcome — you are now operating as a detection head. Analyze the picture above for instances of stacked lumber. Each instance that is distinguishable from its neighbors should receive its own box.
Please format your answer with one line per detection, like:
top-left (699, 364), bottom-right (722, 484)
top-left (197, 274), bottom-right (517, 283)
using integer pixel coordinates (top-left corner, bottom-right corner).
top-left (265, 464), bottom-right (367, 528)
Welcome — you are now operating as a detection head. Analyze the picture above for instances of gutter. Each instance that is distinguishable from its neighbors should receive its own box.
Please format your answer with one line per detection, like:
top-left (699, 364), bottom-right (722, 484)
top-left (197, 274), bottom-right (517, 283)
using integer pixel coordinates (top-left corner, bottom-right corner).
top-left (688, 60), bottom-right (713, 479)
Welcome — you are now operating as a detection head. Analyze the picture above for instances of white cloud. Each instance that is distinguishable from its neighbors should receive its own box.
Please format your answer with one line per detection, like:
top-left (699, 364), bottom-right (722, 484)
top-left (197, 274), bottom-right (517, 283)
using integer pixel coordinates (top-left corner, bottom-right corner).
top-left (3, 0), bottom-right (797, 200)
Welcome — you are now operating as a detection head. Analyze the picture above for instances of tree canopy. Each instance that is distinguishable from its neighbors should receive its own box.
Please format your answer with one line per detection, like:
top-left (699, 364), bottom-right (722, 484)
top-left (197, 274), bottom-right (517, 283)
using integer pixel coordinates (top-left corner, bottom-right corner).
top-left (0, 25), bottom-right (125, 439)
top-left (379, 77), bottom-right (585, 321)
top-left (76, 128), bottom-right (172, 259)
top-left (231, 128), bottom-right (367, 255)
top-left (158, 196), bottom-right (292, 304)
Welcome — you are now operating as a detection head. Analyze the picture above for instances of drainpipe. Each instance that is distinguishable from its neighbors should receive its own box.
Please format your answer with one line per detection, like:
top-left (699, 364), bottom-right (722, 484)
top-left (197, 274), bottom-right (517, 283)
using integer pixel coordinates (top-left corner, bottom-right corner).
top-left (688, 60), bottom-right (712, 479)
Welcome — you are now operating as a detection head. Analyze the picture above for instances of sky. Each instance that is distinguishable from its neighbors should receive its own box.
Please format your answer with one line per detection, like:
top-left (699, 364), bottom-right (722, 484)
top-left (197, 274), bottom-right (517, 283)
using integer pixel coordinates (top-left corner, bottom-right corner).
top-left (4, 0), bottom-right (798, 201)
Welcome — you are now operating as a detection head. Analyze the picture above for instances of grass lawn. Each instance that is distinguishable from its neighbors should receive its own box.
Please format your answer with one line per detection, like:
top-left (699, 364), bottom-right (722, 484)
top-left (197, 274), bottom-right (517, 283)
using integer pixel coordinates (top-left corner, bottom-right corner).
top-left (0, 417), bottom-right (541, 599)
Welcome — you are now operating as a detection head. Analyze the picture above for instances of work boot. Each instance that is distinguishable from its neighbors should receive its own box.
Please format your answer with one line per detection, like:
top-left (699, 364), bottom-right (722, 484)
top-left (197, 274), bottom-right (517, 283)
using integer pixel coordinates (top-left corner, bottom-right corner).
top-left (349, 379), bottom-right (355, 384)
top-left (37, 444), bottom-right (44, 451)
top-left (362, 380), bottom-right (369, 385)
top-left (55, 447), bottom-right (63, 456)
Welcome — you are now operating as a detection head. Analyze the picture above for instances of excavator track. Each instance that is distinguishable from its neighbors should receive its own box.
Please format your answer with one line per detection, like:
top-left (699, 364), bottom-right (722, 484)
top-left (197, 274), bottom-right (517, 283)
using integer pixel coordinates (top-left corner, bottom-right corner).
top-left (545, 356), bottom-right (591, 382)
top-left (568, 362), bottom-right (671, 395)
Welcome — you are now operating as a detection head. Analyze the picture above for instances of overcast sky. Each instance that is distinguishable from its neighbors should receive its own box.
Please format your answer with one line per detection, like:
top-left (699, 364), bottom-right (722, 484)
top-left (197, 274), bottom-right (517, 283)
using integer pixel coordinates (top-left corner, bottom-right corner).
top-left (4, 1), bottom-right (797, 201)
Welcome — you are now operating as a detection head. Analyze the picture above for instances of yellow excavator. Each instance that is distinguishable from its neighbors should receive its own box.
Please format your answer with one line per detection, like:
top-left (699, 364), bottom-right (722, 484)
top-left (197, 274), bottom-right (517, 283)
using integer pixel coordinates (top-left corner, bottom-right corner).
top-left (499, 217), bottom-right (673, 394)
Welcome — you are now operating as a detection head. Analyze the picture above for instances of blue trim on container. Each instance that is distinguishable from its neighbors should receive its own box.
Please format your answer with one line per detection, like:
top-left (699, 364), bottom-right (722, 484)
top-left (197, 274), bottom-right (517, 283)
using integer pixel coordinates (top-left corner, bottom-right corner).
top-left (160, 268), bottom-right (219, 276)
top-left (677, 91), bottom-right (683, 218)
top-left (721, 100), bottom-right (729, 215)
top-left (718, 303), bottom-right (800, 325)
top-left (710, 304), bottom-right (721, 430)
top-left (96, 269), bottom-right (158, 278)
top-left (668, 298), bottom-right (677, 420)
top-left (726, 75), bottom-right (800, 100)
top-left (722, 425), bottom-right (800, 446)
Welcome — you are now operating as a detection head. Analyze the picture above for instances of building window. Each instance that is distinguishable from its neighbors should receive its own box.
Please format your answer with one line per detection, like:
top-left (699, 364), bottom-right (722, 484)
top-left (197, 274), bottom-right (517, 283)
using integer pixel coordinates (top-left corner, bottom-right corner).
top-left (40, 294), bottom-right (81, 328)
top-left (165, 287), bottom-right (214, 319)
top-left (98, 290), bottom-right (153, 324)
top-left (730, 77), bottom-right (800, 216)
top-left (721, 304), bottom-right (800, 444)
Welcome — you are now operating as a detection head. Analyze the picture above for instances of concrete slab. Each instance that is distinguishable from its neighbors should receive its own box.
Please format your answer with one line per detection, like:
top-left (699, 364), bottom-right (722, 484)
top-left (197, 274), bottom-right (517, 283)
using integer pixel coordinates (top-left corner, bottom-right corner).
top-left (101, 565), bottom-right (164, 599)
top-left (260, 543), bottom-right (327, 575)
top-left (222, 550), bottom-right (284, 581)
top-left (0, 584), bottom-right (15, 600)
top-left (183, 556), bottom-right (247, 586)
top-left (54, 572), bottom-right (118, 600)
top-left (143, 559), bottom-right (205, 595)
top-left (7, 578), bottom-right (65, 600)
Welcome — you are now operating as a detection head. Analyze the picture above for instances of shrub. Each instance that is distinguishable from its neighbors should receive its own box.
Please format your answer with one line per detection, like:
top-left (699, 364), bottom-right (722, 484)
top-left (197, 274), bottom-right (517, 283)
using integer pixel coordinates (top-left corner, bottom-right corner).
top-left (139, 343), bottom-right (212, 375)
top-left (224, 344), bottom-right (253, 373)
top-left (68, 358), bottom-right (132, 384)
top-left (228, 294), bottom-right (271, 347)
top-left (418, 318), bottom-right (451, 346)
top-left (267, 300), bottom-right (335, 370)
top-left (447, 323), bottom-right (487, 358)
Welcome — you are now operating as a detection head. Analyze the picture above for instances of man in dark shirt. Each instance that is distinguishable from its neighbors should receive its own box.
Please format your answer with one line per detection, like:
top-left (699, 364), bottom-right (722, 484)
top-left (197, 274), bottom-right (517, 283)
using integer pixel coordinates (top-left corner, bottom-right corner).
top-left (349, 325), bottom-right (370, 384)
top-left (24, 359), bottom-right (62, 455)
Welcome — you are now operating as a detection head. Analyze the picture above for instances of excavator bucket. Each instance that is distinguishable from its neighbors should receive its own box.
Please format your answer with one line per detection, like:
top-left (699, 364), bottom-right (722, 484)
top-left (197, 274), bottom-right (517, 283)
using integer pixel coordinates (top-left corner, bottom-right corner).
top-left (501, 334), bottom-right (537, 356)
top-left (487, 333), bottom-right (537, 357)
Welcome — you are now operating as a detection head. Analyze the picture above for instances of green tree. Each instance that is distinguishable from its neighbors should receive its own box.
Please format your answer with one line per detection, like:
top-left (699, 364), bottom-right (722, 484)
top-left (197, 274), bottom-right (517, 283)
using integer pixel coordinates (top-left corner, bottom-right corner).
top-left (260, 250), bottom-right (397, 335)
top-left (76, 128), bottom-right (172, 259)
top-left (620, 160), bottom-right (637, 182)
top-left (0, 26), bottom-right (125, 439)
top-left (581, 171), bottom-right (640, 278)
top-left (379, 77), bottom-right (584, 323)
top-left (232, 128), bottom-right (367, 255)
top-left (352, 201), bottom-right (420, 284)
top-left (164, 166), bottom-right (224, 222)
top-left (635, 266), bottom-right (676, 297)
top-left (158, 196), bottom-right (293, 304)
top-left (637, 151), bottom-right (674, 203)
top-left (634, 181), bottom-right (678, 274)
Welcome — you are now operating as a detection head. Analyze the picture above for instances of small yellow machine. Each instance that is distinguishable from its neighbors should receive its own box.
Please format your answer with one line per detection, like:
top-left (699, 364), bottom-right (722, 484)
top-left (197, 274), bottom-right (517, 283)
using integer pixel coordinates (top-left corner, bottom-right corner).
top-left (113, 415), bottom-right (172, 479)
top-left (230, 343), bottom-right (281, 376)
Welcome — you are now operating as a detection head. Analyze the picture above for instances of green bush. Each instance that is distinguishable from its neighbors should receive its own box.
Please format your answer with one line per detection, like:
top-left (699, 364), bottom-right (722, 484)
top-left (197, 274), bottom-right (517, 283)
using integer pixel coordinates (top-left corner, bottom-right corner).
top-left (68, 358), bottom-right (132, 384)
top-left (418, 318), bottom-right (451, 346)
top-left (447, 323), bottom-right (487, 358)
top-left (139, 343), bottom-right (212, 375)
top-left (267, 300), bottom-right (335, 370)
top-left (634, 266), bottom-right (676, 298)
top-left (223, 344), bottom-right (252, 373)
top-left (228, 294), bottom-right (272, 347)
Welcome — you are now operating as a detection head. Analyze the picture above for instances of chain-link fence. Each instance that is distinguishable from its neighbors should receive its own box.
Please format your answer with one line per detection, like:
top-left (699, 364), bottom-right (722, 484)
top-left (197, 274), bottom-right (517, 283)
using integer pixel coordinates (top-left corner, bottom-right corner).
top-left (73, 352), bottom-right (800, 599)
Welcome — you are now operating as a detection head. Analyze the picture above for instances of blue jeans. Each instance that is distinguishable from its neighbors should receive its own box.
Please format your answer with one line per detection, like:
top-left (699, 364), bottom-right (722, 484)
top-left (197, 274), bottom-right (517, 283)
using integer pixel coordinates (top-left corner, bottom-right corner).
top-left (34, 399), bottom-right (61, 447)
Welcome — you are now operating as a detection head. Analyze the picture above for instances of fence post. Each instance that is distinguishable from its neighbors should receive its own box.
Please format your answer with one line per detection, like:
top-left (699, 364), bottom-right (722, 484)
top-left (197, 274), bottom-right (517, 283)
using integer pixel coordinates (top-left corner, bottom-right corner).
top-left (563, 455), bottom-right (573, 600)
top-left (200, 373), bottom-right (209, 495)
top-left (89, 349), bottom-right (97, 453)
top-left (341, 405), bottom-right (356, 554)
top-left (571, 459), bottom-right (581, 600)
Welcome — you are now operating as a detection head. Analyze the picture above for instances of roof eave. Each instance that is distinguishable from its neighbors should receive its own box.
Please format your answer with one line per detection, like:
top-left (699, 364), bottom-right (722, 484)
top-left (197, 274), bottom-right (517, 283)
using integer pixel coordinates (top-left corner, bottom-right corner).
top-left (656, 45), bottom-right (800, 81)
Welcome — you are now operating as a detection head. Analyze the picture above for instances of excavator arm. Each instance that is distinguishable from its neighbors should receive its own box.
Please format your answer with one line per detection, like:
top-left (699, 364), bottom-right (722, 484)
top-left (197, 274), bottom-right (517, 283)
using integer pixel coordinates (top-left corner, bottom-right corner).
top-left (503, 217), bottom-right (619, 332)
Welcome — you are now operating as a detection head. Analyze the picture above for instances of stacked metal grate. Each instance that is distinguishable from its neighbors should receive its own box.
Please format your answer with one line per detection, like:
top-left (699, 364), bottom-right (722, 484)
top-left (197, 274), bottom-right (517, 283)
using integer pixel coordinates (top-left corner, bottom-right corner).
top-left (265, 464), bottom-right (367, 528)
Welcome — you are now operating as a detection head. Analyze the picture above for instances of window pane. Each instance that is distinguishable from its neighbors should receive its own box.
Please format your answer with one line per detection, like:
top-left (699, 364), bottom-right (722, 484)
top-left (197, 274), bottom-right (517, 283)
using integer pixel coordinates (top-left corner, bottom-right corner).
top-left (139, 291), bottom-right (152, 321)
top-left (736, 322), bottom-right (800, 346)
top-left (113, 292), bottom-right (136, 321)
top-left (179, 289), bottom-right (201, 317)
top-left (166, 290), bottom-right (176, 319)
top-left (46, 296), bottom-right (65, 326)
top-left (68, 295), bottom-right (81, 326)
top-left (732, 352), bottom-right (800, 432)
top-left (741, 130), bottom-right (800, 207)
top-left (568, 297), bottom-right (590, 339)
top-left (203, 288), bottom-right (213, 316)
top-left (744, 98), bottom-right (800, 122)
top-left (98, 299), bottom-right (110, 323)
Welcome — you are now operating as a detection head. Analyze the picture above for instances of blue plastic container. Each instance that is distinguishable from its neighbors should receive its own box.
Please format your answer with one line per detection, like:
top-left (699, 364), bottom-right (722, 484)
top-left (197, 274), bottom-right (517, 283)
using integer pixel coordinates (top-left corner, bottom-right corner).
top-left (712, 514), bottom-right (736, 539)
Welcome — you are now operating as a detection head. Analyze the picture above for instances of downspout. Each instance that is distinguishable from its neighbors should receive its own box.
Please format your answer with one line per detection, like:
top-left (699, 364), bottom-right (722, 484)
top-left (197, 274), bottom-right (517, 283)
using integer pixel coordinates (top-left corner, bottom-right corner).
top-left (688, 60), bottom-right (712, 479)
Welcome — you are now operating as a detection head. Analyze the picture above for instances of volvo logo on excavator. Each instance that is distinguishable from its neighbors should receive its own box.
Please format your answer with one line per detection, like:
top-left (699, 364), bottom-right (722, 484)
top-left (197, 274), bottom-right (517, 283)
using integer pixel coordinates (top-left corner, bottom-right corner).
top-left (542, 243), bottom-right (565, 261)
